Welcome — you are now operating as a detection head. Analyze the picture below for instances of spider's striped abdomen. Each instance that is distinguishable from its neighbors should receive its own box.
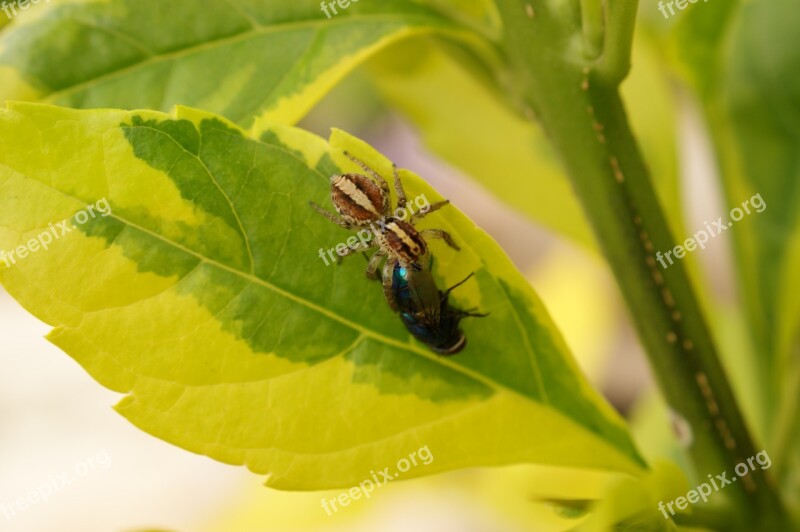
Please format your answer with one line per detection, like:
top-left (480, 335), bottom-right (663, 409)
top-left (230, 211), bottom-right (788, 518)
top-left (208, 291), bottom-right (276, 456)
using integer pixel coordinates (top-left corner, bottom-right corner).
top-left (375, 219), bottom-right (427, 264)
top-left (330, 173), bottom-right (386, 225)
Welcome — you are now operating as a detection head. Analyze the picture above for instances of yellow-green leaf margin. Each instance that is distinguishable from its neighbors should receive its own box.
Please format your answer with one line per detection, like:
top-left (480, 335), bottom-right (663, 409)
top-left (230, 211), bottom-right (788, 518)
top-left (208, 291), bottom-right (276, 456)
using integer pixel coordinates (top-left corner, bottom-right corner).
top-left (0, 102), bottom-right (645, 489)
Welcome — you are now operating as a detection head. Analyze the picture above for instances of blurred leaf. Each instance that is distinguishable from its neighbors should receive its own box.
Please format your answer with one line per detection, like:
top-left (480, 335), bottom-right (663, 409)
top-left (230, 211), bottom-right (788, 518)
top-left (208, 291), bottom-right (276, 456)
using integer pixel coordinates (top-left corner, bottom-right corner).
top-left (0, 0), bottom-right (474, 127)
top-left (297, 69), bottom-right (389, 137)
top-left (629, 392), bottom-right (687, 475)
top-left (577, 461), bottom-right (690, 532)
top-left (367, 35), bottom-right (682, 250)
top-left (669, 1), bottom-right (740, 100)
top-left (369, 38), bottom-right (596, 248)
top-left (670, 0), bottom-right (800, 439)
top-left (410, 0), bottom-right (501, 39)
top-left (0, 102), bottom-right (645, 490)
top-left (205, 465), bottom-right (620, 532)
top-left (720, 0), bottom-right (800, 372)
top-left (0, 12), bottom-right (10, 31)
top-left (527, 245), bottom-right (619, 380)
top-left (0, 0), bottom-right (51, 31)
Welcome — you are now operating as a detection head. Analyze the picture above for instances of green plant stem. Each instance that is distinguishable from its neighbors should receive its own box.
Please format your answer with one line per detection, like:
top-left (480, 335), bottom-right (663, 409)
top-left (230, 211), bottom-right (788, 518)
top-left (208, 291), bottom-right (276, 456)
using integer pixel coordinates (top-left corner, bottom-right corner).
top-left (596, 0), bottom-right (638, 83)
top-left (580, 0), bottom-right (604, 59)
top-left (492, 0), bottom-right (788, 527)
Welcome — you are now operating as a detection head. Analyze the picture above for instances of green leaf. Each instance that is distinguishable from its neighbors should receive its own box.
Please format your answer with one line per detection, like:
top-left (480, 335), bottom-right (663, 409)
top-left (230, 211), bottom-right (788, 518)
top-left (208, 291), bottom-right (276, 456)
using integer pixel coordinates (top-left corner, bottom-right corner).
top-left (369, 38), bottom-right (597, 249)
top-left (0, 0), bottom-right (471, 127)
top-left (577, 461), bottom-right (689, 532)
top-left (0, 12), bottom-right (10, 31)
top-left (719, 0), bottom-right (800, 370)
top-left (671, 0), bottom-right (800, 436)
top-left (0, 102), bottom-right (644, 489)
top-left (409, 0), bottom-right (501, 39)
top-left (669, 0), bottom-right (740, 100)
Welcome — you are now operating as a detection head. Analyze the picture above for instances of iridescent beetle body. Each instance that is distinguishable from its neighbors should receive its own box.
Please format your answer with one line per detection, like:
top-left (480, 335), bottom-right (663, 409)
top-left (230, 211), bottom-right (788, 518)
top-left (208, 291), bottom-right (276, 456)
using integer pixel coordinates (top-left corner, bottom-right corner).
top-left (390, 258), bottom-right (486, 355)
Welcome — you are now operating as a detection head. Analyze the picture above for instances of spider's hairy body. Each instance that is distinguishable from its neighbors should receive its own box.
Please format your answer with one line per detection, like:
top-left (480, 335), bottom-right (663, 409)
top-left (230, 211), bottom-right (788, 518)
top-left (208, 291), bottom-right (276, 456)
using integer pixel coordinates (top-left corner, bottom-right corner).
top-left (331, 173), bottom-right (386, 225)
top-left (310, 151), bottom-right (459, 307)
top-left (375, 219), bottom-right (427, 264)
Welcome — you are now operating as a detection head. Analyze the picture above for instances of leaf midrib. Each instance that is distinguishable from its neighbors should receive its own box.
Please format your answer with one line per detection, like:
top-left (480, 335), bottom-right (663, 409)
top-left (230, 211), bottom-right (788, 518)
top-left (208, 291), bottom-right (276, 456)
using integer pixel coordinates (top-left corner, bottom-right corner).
top-left (157, 120), bottom-right (555, 410)
top-left (106, 206), bottom-right (509, 392)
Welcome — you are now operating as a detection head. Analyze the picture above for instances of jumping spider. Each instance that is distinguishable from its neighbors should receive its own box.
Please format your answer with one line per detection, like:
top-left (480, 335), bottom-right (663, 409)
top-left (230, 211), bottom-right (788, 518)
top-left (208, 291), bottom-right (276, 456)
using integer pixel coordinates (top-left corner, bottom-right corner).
top-left (310, 152), bottom-right (459, 307)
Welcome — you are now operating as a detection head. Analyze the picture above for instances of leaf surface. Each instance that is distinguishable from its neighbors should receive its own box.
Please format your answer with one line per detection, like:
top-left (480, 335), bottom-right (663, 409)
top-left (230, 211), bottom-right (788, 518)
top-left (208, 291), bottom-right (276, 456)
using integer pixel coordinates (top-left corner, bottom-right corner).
top-left (0, 102), bottom-right (644, 489)
top-left (0, 0), bottom-right (470, 126)
top-left (671, 0), bottom-right (800, 441)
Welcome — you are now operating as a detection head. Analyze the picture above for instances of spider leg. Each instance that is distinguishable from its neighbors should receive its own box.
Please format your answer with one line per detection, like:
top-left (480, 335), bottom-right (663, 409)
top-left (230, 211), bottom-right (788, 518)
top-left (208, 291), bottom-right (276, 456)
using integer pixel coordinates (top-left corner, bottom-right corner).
top-left (410, 200), bottom-right (450, 222)
top-left (382, 257), bottom-right (399, 311)
top-left (310, 201), bottom-right (352, 229)
top-left (330, 241), bottom-right (376, 266)
top-left (365, 249), bottom-right (386, 280)
top-left (339, 241), bottom-right (375, 258)
top-left (393, 163), bottom-right (407, 211)
top-left (419, 228), bottom-right (460, 251)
